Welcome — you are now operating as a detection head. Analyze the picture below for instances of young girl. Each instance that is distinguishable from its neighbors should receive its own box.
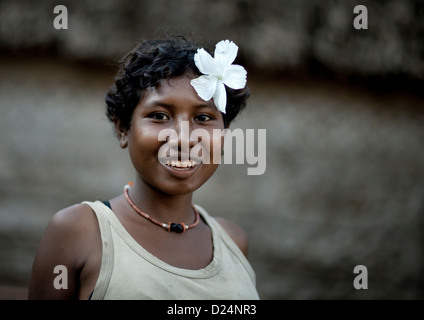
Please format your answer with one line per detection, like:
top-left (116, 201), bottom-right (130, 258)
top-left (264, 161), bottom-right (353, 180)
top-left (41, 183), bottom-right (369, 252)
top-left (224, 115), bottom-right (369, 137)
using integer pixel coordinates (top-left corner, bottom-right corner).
top-left (28, 36), bottom-right (259, 300)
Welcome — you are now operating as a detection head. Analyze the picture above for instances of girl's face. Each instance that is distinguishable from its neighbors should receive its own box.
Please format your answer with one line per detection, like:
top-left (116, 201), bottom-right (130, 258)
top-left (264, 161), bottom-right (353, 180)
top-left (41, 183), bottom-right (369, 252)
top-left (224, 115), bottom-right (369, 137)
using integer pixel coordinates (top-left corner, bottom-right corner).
top-left (123, 73), bottom-right (225, 196)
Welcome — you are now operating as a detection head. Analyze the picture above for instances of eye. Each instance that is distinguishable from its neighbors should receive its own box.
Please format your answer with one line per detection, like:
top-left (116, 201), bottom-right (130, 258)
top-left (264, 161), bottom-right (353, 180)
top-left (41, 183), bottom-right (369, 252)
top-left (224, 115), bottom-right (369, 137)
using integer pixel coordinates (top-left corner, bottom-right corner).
top-left (195, 114), bottom-right (213, 122)
top-left (149, 112), bottom-right (169, 121)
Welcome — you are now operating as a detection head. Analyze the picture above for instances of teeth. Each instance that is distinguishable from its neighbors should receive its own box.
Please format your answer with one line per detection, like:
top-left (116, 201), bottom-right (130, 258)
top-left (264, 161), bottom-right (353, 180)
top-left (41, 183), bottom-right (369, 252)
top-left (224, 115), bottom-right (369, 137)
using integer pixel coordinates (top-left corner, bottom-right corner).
top-left (165, 160), bottom-right (198, 168)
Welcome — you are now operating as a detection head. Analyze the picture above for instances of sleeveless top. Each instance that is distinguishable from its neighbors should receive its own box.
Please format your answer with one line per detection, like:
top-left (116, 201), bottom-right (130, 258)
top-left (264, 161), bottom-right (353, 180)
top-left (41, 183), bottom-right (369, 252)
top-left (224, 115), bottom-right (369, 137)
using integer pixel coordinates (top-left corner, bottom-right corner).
top-left (82, 201), bottom-right (260, 300)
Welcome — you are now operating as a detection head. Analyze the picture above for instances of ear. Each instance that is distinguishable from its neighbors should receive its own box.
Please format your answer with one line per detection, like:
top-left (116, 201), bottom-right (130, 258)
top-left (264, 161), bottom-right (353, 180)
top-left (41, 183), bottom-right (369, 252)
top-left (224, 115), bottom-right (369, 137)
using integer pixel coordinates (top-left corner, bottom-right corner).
top-left (114, 119), bottom-right (129, 149)
top-left (119, 131), bottom-right (128, 149)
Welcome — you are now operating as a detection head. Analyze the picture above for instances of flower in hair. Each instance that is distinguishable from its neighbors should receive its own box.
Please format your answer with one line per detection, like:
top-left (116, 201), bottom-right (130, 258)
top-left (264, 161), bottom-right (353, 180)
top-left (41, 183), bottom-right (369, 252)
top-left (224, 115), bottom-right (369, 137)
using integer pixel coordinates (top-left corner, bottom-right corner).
top-left (190, 40), bottom-right (247, 114)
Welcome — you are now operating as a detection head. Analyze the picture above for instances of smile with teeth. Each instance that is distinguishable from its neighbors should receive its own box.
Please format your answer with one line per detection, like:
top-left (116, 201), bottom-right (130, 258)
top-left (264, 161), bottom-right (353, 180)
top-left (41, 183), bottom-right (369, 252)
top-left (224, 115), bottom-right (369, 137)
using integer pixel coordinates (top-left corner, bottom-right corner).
top-left (165, 159), bottom-right (198, 168)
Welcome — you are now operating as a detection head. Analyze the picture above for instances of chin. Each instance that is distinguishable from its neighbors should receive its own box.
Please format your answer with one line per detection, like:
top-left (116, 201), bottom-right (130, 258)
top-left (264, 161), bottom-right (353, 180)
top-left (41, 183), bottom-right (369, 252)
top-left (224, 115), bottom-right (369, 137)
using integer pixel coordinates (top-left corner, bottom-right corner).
top-left (159, 179), bottom-right (206, 196)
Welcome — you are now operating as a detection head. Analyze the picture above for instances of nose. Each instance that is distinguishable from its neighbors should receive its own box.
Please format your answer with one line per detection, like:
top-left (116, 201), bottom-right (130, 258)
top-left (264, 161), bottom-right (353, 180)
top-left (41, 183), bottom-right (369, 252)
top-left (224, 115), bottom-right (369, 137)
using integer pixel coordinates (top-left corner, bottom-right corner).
top-left (167, 120), bottom-right (198, 152)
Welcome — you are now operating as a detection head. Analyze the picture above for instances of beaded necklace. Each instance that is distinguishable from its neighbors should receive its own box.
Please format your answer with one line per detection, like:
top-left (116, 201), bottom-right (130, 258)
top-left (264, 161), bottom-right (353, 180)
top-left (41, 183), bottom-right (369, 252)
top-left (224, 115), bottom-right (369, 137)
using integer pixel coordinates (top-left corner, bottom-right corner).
top-left (124, 183), bottom-right (200, 233)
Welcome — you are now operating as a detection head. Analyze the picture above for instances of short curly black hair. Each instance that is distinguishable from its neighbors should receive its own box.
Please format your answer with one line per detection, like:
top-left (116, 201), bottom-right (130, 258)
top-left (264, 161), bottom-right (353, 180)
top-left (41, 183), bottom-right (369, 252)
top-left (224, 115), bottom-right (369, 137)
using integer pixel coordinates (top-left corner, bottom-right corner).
top-left (105, 36), bottom-right (249, 130)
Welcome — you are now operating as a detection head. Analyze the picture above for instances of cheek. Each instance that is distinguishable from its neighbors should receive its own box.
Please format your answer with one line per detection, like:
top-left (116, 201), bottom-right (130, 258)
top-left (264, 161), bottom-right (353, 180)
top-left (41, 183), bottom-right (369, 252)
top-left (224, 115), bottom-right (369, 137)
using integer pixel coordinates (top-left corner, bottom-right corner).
top-left (190, 130), bottom-right (225, 164)
top-left (210, 133), bottom-right (225, 164)
top-left (127, 125), bottom-right (163, 162)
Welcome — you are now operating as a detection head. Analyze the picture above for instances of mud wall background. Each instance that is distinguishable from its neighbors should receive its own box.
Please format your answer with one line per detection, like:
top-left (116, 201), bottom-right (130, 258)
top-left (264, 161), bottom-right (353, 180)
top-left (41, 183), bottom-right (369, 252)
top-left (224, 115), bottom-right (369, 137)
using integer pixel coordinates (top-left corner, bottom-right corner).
top-left (0, 0), bottom-right (423, 299)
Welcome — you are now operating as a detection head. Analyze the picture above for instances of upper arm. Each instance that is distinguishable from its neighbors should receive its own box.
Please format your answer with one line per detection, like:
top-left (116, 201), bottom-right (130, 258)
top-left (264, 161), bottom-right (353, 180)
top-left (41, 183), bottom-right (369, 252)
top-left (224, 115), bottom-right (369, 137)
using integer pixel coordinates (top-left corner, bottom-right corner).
top-left (215, 218), bottom-right (249, 257)
top-left (28, 204), bottom-right (98, 300)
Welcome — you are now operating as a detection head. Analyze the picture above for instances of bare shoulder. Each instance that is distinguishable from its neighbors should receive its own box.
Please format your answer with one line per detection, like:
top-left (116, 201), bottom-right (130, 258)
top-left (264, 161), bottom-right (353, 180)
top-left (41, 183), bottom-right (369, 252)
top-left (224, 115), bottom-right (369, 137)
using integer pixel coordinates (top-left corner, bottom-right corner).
top-left (49, 203), bottom-right (98, 235)
top-left (215, 217), bottom-right (249, 257)
top-left (42, 203), bottom-right (100, 251)
top-left (28, 203), bottom-right (100, 299)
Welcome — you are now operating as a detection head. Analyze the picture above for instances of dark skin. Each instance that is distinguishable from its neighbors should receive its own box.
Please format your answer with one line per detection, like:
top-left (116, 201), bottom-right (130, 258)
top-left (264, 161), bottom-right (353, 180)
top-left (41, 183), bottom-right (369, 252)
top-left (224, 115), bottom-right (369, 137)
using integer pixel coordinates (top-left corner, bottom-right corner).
top-left (28, 73), bottom-right (248, 300)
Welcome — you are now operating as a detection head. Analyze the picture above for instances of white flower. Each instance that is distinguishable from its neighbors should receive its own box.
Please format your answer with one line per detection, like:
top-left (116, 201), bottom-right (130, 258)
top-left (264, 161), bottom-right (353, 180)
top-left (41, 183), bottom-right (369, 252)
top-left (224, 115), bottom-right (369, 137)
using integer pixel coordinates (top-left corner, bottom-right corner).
top-left (190, 40), bottom-right (247, 113)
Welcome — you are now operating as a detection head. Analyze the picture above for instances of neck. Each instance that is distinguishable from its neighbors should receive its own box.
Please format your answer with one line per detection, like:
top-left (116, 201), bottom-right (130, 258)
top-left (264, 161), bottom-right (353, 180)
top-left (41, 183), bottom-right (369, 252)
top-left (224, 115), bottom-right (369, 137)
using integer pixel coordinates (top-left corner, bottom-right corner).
top-left (126, 177), bottom-right (195, 224)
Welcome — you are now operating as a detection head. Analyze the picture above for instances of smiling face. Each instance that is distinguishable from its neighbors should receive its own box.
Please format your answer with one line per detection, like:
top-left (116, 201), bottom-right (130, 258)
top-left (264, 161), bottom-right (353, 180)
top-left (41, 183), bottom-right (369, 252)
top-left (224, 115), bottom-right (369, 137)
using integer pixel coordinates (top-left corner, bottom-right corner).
top-left (120, 72), bottom-right (225, 196)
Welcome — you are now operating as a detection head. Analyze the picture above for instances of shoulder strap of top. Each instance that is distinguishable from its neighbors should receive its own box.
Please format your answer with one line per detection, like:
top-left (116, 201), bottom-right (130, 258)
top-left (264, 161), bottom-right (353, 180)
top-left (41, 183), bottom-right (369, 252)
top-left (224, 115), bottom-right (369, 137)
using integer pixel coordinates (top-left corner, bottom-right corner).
top-left (101, 200), bottom-right (111, 210)
top-left (82, 200), bottom-right (115, 300)
top-left (194, 205), bottom-right (256, 285)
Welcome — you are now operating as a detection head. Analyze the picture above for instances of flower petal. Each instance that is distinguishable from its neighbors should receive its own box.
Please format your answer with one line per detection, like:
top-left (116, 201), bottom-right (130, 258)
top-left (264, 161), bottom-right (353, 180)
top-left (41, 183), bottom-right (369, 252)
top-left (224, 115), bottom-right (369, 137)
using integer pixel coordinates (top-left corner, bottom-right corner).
top-left (213, 81), bottom-right (227, 113)
top-left (190, 75), bottom-right (218, 101)
top-left (194, 48), bottom-right (217, 75)
top-left (191, 39), bottom-right (246, 113)
top-left (214, 40), bottom-right (238, 71)
top-left (222, 64), bottom-right (247, 89)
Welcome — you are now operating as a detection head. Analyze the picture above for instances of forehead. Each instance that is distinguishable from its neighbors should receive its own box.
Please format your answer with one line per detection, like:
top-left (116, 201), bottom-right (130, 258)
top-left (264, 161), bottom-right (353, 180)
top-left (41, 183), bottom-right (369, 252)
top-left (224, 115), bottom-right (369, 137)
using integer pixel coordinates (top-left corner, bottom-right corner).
top-left (140, 74), bottom-right (215, 109)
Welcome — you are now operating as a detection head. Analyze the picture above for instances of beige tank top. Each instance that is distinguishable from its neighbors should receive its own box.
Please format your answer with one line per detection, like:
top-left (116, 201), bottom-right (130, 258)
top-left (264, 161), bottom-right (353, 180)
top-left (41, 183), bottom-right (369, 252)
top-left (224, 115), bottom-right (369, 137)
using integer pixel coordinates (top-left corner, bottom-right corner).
top-left (82, 201), bottom-right (259, 300)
